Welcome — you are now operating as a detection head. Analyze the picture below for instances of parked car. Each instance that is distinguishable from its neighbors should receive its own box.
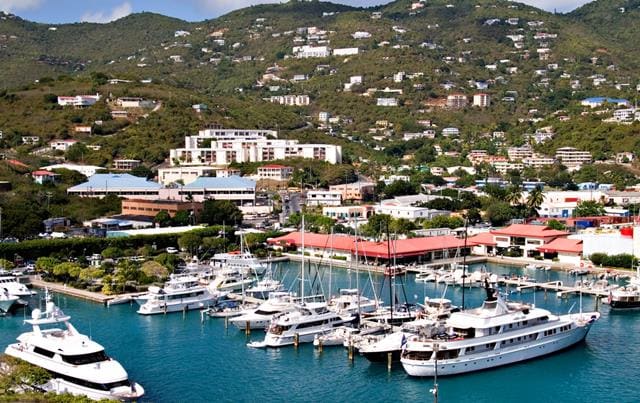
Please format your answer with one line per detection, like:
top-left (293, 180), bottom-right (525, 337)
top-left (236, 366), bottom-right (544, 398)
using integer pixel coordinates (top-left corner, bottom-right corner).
top-left (166, 247), bottom-right (178, 254)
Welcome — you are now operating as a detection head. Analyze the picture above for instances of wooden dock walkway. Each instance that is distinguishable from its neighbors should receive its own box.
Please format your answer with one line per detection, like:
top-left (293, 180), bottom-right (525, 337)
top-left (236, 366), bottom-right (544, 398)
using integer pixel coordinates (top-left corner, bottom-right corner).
top-left (498, 278), bottom-right (609, 299)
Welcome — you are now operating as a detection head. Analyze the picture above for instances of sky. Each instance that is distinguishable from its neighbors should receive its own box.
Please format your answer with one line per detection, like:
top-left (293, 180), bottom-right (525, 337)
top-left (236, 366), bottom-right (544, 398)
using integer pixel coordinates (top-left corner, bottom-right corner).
top-left (0, 0), bottom-right (595, 24)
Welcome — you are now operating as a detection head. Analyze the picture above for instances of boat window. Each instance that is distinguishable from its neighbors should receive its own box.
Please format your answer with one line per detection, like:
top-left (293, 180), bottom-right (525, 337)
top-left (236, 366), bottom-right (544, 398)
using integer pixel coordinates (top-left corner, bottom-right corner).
top-left (34, 346), bottom-right (55, 358)
top-left (61, 351), bottom-right (109, 365)
top-left (54, 372), bottom-right (130, 391)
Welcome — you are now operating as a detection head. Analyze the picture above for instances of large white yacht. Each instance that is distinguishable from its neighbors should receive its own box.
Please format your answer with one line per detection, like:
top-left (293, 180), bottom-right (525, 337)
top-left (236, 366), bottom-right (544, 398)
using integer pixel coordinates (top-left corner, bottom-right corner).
top-left (258, 298), bottom-right (356, 347)
top-left (244, 265), bottom-right (285, 300)
top-left (137, 274), bottom-right (221, 315)
top-left (5, 292), bottom-right (144, 400)
top-left (0, 276), bottom-right (36, 297)
top-left (0, 288), bottom-right (20, 313)
top-left (229, 292), bottom-right (297, 330)
top-left (400, 288), bottom-right (600, 377)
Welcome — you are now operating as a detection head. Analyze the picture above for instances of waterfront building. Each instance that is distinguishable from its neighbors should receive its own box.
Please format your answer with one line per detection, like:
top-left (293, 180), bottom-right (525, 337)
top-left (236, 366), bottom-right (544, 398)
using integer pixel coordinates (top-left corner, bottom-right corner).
top-left (268, 232), bottom-right (469, 264)
top-left (470, 224), bottom-right (570, 258)
top-left (322, 205), bottom-right (374, 221)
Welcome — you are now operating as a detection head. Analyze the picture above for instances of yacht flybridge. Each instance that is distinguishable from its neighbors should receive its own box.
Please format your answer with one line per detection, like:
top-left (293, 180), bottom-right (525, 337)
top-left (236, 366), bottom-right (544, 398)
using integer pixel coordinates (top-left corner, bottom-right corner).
top-left (137, 273), bottom-right (222, 315)
top-left (4, 291), bottom-right (144, 400)
top-left (400, 286), bottom-right (600, 377)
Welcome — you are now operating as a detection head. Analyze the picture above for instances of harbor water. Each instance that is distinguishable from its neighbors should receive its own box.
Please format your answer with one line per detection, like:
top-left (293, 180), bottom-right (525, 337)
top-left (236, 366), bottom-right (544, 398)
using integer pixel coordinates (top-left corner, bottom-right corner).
top-left (1, 261), bottom-right (638, 402)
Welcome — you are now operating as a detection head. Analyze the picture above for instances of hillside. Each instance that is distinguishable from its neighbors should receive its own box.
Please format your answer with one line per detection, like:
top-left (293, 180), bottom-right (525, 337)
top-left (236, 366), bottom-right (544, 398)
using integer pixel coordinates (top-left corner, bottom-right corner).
top-left (0, 0), bottom-right (639, 168)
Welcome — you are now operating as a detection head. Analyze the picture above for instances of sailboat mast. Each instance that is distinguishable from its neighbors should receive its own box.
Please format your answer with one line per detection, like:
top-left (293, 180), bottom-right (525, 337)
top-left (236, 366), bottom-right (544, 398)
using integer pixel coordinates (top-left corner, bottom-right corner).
top-left (301, 215), bottom-right (305, 300)
top-left (461, 216), bottom-right (469, 310)
top-left (386, 221), bottom-right (393, 323)
top-left (355, 217), bottom-right (361, 326)
top-left (329, 227), bottom-right (333, 296)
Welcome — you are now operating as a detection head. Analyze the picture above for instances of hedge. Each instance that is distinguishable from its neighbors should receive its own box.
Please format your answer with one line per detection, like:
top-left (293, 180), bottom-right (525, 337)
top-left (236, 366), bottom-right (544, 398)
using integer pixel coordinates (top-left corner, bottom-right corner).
top-left (0, 226), bottom-right (228, 261)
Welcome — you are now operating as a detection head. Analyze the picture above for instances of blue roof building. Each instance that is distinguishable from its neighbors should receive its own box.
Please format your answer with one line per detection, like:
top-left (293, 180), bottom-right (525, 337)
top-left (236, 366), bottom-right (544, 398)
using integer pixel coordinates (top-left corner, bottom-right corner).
top-left (67, 173), bottom-right (162, 199)
top-left (180, 176), bottom-right (256, 205)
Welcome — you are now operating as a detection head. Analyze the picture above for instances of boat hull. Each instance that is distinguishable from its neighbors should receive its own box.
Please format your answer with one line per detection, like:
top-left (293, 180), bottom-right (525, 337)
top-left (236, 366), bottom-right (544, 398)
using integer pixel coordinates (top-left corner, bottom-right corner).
top-left (137, 299), bottom-right (214, 315)
top-left (401, 324), bottom-right (593, 377)
top-left (609, 300), bottom-right (640, 309)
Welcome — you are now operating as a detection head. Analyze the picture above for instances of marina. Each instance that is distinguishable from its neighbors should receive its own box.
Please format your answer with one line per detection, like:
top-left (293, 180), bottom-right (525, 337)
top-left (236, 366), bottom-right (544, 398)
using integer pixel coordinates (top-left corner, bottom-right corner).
top-left (1, 261), bottom-right (639, 402)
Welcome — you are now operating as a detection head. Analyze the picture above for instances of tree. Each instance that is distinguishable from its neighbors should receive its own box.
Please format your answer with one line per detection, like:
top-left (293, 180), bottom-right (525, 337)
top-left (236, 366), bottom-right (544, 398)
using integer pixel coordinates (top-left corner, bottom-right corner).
top-left (101, 247), bottom-right (123, 259)
top-left (383, 180), bottom-right (416, 198)
top-left (153, 210), bottom-right (172, 227)
top-left (485, 201), bottom-right (515, 226)
top-left (0, 258), bottom-right (14, 270)
top-left (573, 200), bottom-right (606, 217)
top-left (64, 143), bottom-right (90, 163)
top-left (200, 200), bottom-right (243, 226)
top-left (141, 261), bottom-right (169, 280)
top-left (526, 187), bottom-right (545, 217)
top-left (178, 232), bottom-right (201, 256)
top-left (130, 165), bottom-right (153, 179)
top-left (546, 219), bottom-right (566, 231)
top-left (172, 210), bottom-right (191, 226)
top-left (505, 185), bottom-right (523, 206)
top-left (361, 214), bottom-right (393, 239)
top-left (154, 253), bottom-right (180, 273)
top-left (35, 257), bottom-right (58, 274)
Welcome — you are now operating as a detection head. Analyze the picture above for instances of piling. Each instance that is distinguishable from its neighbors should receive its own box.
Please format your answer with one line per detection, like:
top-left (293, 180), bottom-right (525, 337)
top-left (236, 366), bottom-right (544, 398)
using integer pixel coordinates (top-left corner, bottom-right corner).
top-left (387, 352), bottom-right (392, 371)
top-left (294, 333), bottom-right (299, 348)
top-left (224, 315), bottom-right (229, 329)
top-left (245, 321), bottom-right (251, 336)
top-left (348, 341), bottom-right (354, 361)
top-left (595, 296), bottom-right (601, 312)
top-left (183, 306), bottom-right (187, 319)
top-left (317, 339), bottom-right (323, 353)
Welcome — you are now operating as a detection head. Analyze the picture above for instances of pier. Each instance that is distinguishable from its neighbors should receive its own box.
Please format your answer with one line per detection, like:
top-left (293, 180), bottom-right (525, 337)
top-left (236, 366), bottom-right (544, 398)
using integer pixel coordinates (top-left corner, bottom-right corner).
top-left (497, 278), bottom-right (609, 299)
top-left (28, 277), bottom-right (146, 305)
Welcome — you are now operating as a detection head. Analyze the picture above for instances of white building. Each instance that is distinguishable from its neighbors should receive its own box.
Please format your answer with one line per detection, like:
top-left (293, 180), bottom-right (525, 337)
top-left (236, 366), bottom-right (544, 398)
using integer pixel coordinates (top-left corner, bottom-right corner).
top-left (472, 93), bottom-right (490, 108)
top-left (169, 128), bottom-right (342, 166)
top-left (115, 97), bottom-right (155, 108)
top-left (42, 163), bottom-right (103, 178)
top-left (507, 146), bottom-right (533, 161)
top-left (293, 45), bottom-right (330, 58)
top-left (174, 176), bottom-right (256, 205)
top-left (268, 95), bottom-right (310, 106)
top-left (157, 166), bottom-right (219, 185)
top-left (57, 94), bottom-right (100, 107)
top-left (352, 31), bottom-right (371, 39)
top-left (377, 98), bottom-right (398, 107)
top-left (257, 164), bottom-right (293, 181)
top-left (491, 161), bottom-right (524, 174)
top-left (522, 155), bottom-right (555, 168)
top-left (50, 139), bottom-right (78, 151)
top-left (374, 205), bottom-right (449, 221)
top-left (555, 147), bottom-right (592, 169)
top-left (307, 190), bottom-right (342, 206)
top-left (333, 47), bottom-right (359, 56)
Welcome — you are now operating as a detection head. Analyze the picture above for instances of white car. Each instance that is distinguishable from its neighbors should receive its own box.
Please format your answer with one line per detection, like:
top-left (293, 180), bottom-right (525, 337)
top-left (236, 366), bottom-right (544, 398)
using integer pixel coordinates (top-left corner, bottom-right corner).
top-left (166, 247), bottom-right (178, 254)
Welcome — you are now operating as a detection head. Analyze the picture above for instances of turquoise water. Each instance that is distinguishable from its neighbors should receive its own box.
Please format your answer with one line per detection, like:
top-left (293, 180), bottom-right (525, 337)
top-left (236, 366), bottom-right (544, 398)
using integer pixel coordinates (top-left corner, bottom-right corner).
top-left (1, 262), bottom-right (638, 403)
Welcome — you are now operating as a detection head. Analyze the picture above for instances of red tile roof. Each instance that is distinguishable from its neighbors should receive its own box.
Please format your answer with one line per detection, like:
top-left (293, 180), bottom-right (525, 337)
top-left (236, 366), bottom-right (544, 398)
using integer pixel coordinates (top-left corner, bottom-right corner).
top-left (537, 238), bottom-right (583, 254)
top-left (468, 232), bottom-right (497, 246)
top-left (268, 232), bottom-right (467, 259)
top-left (31, 170), bottom-right (58, 176)
top-left (491, 224), bottom-right (568, 238)
top-left (6, 159), bottom-right (29, 169)
top-left (260, 164), bottom-right (291, 169)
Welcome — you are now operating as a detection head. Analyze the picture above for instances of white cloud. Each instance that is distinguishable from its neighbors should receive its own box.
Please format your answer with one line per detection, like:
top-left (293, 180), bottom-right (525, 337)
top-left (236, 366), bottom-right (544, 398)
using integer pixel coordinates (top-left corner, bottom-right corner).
top-left (0, 0), bottom-right (42, 12)
top-left (81, 1), bottom-right (132, 23)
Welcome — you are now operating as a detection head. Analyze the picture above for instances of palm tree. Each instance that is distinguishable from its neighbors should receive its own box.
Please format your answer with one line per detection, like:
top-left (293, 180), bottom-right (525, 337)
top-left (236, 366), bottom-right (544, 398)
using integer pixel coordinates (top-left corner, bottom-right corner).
top-left (526, 187), bottom-right (545, 218)
top-left (505, 185), bottom-right (523, 206)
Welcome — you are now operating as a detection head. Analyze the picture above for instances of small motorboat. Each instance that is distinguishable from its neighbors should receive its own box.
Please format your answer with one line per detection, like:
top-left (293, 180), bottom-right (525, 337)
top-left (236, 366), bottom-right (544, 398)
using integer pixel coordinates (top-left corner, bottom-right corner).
top-left (106, 295), bottom-right (133, 307)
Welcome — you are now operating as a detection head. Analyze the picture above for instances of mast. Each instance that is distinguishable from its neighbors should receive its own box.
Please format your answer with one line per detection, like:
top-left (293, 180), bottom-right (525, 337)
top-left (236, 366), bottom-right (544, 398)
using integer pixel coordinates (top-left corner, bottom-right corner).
top-left (301, 214), bottom-right (305, 300)
top-left (354, 217), bottom-right (360, 327)
top-left (386, 220), bottom-right (393, 323)
top-left (461, 216), bottom-right (469, 310)
top-left (329, 226), bottom-right (333, 296)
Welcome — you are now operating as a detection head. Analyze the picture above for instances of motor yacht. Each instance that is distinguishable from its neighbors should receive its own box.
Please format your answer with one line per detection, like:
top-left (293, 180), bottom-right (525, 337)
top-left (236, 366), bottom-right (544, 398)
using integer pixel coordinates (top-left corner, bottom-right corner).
top-left (0, 287), bottom-right (20, 313)
top-left (605, 285), bottom-right (640, 309)
top-left (244, 265), bottom-right (284, 300)
top-left (400, 286), bottom-right (600, 376)
top-left (257, 298), bottom-right (357, 347)
top-left (210, 269), bottom-right (255, 293)
top-left (229, 292), bottom-right (297, 330)
top-left (4, 292), bottom-right (144, 400)
top-left (0, 276), bottom-right (36, 297)
top-left (137, 274), bottom-right (221, 315)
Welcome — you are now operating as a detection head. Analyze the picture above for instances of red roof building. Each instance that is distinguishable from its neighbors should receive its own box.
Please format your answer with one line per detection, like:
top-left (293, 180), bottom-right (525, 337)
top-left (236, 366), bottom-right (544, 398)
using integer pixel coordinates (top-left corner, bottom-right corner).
top-left (268, 232), bottom-right (469, 262)
top-left (469, 224), bottom-right (570, 259)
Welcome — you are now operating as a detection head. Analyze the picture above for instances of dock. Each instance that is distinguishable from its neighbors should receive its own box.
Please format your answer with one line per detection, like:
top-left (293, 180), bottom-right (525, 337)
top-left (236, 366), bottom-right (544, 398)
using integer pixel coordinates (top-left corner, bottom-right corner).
top-left (28, 277), bottom-right (147, 305)
top-left (497, 278), bottom-right (609, 299)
